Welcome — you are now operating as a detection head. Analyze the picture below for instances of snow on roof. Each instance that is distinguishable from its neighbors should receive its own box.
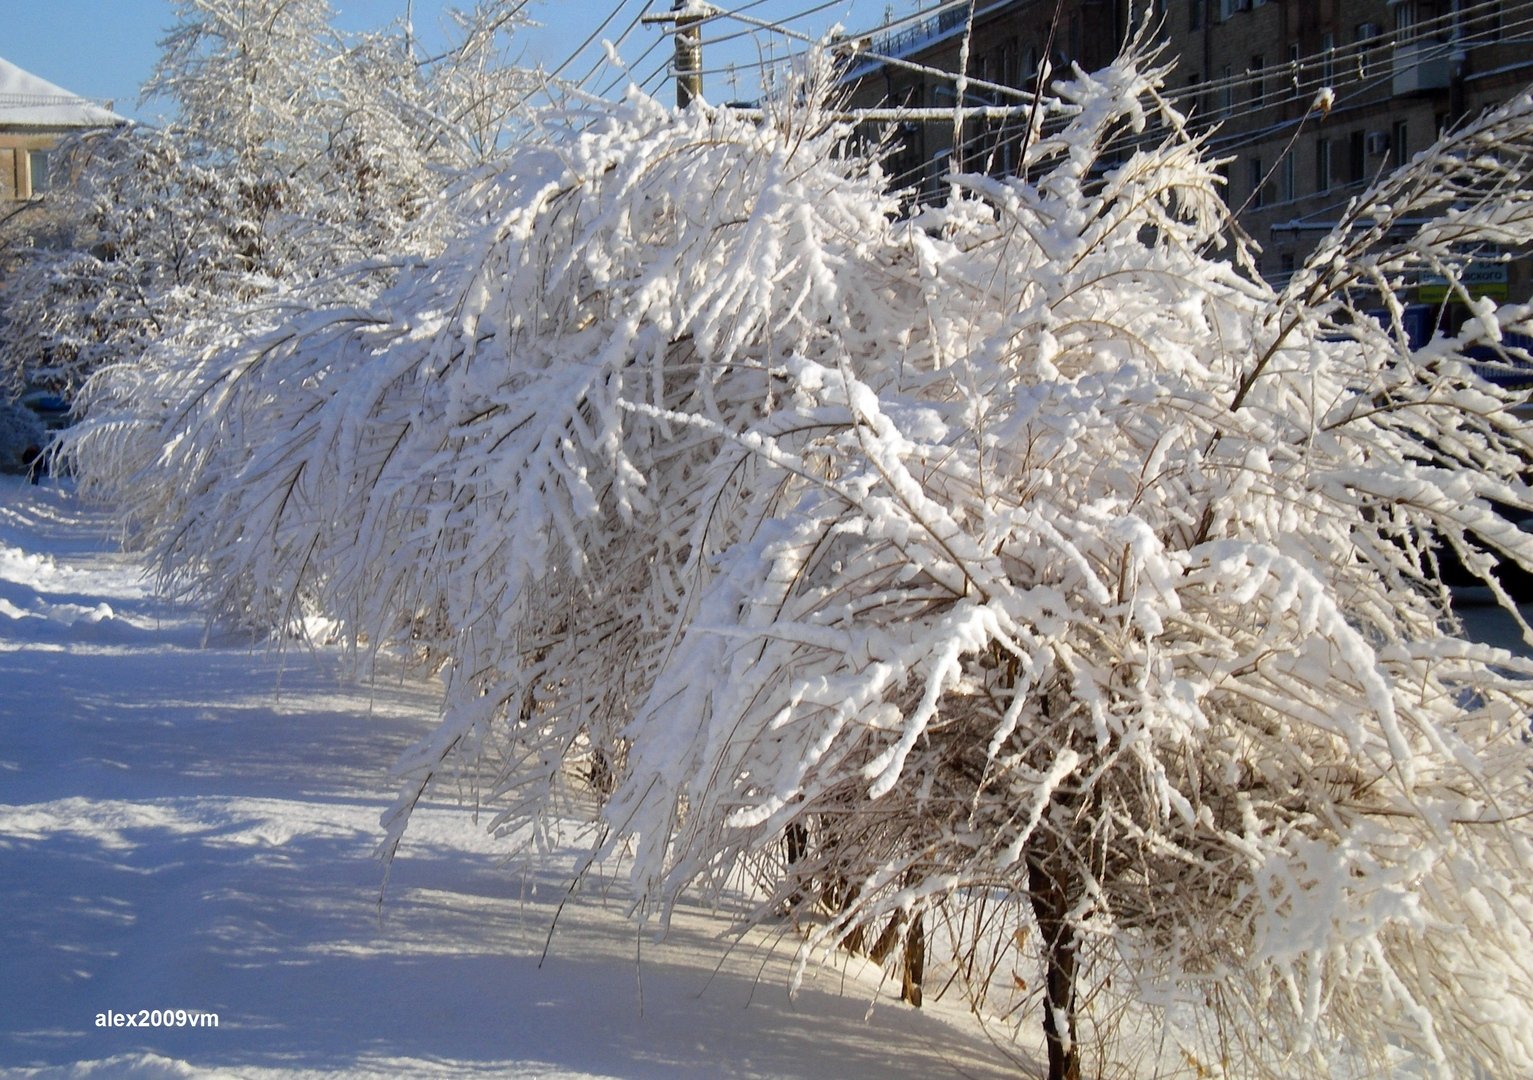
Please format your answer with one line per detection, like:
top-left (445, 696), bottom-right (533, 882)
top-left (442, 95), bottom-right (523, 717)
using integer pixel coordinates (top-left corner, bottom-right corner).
top-left (0, 55), bottom-right (124, 129)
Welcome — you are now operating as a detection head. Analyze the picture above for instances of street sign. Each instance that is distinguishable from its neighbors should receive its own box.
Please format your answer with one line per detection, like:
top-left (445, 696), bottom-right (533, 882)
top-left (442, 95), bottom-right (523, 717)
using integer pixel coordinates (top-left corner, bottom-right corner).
top-left (1418, 262), bottom-right (1510, 303)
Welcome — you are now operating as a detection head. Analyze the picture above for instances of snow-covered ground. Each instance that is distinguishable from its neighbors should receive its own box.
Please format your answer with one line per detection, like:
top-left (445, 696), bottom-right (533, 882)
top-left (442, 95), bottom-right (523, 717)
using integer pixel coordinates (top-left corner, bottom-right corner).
top-left (0, 477), bottom-right (1025, 1080)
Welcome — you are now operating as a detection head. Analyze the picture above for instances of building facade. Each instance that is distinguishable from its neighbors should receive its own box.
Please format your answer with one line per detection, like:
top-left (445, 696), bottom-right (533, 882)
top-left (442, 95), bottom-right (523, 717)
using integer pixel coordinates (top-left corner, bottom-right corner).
top-left (841, 0), bottom-right (1533, 320)
top-left (1187, 0), bottom-right (1531, 296)
top-left (842, 0), bottom-right (1134, 202)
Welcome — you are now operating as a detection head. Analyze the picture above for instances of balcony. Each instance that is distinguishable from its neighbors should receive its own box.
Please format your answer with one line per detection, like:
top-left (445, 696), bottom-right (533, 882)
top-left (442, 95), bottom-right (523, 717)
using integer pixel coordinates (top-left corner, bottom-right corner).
top-left (1392, 42), bottom-right (1453, 95)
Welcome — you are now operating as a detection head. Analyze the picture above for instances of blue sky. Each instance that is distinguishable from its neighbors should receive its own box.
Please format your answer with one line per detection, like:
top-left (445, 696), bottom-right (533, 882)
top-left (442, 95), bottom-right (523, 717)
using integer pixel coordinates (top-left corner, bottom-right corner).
top-left (1, 0), bottom-right (885, 124)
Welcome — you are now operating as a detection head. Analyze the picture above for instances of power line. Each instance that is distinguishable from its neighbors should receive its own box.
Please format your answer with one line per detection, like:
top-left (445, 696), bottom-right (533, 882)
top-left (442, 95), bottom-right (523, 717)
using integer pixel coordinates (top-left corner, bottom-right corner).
top-left (692, 0), bottom-right (847, 49)
top-left (704, 2), bottom-right (1036, 101)
top-left (725, 0), bottom-right (1524, 112)
top-left (1165, 0), bottom-right (1523, 115)
top-left (595, 33), bottom-right (670, 98)
top-left (566, 0), bottom-right (1530, 201)
top-left (572, 3), bottom-right (661, 92)
top-left (542, 0), bottom-right (655, 85)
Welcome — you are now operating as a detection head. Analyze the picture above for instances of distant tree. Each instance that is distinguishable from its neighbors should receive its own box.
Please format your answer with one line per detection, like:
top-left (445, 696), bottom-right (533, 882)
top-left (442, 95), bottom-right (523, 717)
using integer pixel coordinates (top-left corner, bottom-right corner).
top-left (66, 47), bottom-right (1533, 1080)
top-left (0, 0), bottom-right (539, 395)
top-left (0, 125), bottom-right (278, 398)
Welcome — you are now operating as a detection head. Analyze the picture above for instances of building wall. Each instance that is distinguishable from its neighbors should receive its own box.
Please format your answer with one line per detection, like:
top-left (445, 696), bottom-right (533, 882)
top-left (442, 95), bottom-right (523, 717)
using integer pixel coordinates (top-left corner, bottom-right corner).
top-left (844, 0), bottom-right (1134, 203)
top-left (841, 0), bottom-right (1533, 310)
top-left (0, 130), bottom-right (65, 201)
top-left (1187, 0), bottom-right (1533, 297)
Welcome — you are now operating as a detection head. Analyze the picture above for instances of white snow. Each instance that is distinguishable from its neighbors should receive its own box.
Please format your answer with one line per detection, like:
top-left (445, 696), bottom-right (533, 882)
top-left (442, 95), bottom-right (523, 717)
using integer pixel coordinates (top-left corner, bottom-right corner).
top-left (0, 57), bottom-right (123, 129)
top-left (0, 476), bottom-right (1022, 1080)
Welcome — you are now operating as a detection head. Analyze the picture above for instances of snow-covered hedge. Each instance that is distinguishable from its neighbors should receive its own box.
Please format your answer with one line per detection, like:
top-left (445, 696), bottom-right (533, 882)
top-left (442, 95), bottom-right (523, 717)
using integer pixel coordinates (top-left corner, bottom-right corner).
top-left (66, 49), bottom-right (1533, 1080)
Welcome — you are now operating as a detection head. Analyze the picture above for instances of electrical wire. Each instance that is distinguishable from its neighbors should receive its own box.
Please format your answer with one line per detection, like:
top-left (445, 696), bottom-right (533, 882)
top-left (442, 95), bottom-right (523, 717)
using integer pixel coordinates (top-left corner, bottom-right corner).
top-left (571, 4), bottom-right (659, 92)
top-left (625, 0), bottom-right (863, 102)
top-left (541, 0), bottom-right (654, 85)
top-left (1184, 1), bottom-right (1533, 139)
top-left (704, 2), bottom-right (1037, 100)
top-left (591, 0), bottom-right (836, 100)
top-left (595, 33), bottom-right (670, 97)
top-left (694, 0), bottom-right (853, 55)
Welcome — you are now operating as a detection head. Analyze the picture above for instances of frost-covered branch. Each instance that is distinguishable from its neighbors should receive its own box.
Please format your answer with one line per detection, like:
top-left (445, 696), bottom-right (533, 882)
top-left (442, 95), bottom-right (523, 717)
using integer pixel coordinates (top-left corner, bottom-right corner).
top-left (63, 43), bottom-right (1533, 1080)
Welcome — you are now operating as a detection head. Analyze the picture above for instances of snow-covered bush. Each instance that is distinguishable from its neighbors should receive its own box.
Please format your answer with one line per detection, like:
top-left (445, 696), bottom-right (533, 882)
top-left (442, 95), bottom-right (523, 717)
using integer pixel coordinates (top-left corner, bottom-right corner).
top-left (67, 47), bottom-right (1533, 1080)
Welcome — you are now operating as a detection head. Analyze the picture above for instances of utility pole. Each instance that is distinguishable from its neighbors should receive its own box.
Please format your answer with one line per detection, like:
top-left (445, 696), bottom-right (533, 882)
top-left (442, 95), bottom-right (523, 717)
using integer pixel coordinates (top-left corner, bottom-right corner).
top-left (1448, 0), bottom-right (1467, 125)
top-left (642, 1), bottom-right (704, 108)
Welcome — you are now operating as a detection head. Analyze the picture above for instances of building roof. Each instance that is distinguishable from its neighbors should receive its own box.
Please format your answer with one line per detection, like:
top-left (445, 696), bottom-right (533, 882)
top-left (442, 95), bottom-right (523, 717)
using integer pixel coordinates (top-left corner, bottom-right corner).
top-left (0, 55), bottom-right (125, 130)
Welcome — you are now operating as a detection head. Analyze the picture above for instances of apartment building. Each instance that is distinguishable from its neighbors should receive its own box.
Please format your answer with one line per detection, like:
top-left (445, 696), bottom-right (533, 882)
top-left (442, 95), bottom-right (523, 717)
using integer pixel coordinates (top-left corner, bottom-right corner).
top-left (1191, 1), bottom-right (1530, 296)
top-left (841, 0), bottom-right (1533, 327)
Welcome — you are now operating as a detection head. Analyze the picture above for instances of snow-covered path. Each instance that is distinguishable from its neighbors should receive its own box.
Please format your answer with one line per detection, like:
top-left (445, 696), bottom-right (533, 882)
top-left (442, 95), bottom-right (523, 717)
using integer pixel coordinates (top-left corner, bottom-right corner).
top-left (0, 478), bottom-right (1024, 1080)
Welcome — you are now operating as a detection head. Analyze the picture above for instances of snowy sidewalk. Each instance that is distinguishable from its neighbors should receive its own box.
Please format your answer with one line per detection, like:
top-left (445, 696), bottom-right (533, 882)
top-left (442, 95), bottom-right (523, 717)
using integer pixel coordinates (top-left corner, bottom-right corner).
top-left (0, 478), bottom-right (1021, 1080)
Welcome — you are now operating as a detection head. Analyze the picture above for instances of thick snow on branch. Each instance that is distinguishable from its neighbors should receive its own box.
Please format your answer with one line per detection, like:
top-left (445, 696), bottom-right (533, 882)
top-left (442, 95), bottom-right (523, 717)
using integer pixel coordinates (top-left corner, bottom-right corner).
top-left (67, 51), bottom-right (1533, 1080)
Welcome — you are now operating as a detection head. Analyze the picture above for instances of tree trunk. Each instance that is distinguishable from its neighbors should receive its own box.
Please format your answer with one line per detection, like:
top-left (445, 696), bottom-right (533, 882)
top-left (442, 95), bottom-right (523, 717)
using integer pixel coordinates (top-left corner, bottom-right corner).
top-left (866, 907), bottom-right (925, 1007)
top-left (1029, 851), bottom-right (1081, 1080)
top-left (783, 820), bottom-right (809, 908)
top-left (901, 910), bottom-right (925, 1008)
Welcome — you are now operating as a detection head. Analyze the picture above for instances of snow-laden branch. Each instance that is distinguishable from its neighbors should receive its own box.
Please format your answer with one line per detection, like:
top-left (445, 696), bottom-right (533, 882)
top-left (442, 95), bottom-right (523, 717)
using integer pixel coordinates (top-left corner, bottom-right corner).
top-left (63, 44), bottom-right (1533, 1080)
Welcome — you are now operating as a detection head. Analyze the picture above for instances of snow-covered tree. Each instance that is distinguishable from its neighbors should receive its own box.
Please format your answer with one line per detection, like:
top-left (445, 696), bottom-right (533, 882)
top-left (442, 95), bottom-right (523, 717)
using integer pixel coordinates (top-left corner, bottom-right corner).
top-left (66, 47), bottom-right (1533, 1080)
top-left (0, 125), bottom-right (282, 397)
top-left (0, 0), bottom-right (539, 395)
top-left (142, 0), bottom-right (539, 249)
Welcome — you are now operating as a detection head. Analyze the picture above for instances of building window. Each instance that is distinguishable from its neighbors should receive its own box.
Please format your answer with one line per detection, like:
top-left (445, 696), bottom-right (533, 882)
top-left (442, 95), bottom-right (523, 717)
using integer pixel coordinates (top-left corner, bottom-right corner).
top-left (1278, 154), bottom-right (1294, 202)
top-left (1022, 45), bottom-right (1039, 87)
top-left (1472, 0), bottom-right (1503, 40)
top-left (25, 150), bottom-right (48, 197)
top-left (1249, 156), bottom-right (1264, 207)
top-left (1348, 130), bottom-right (1367, 184)
top-left (1392, 118), bottom-right (1408, 163)
top-left (1190, 0), bottom-right (1202, 30)
top-left (1354, 22), bottom-right (1380, 77)
top-left (924, 149), bottom-right (950, 205)
top-left (996, 129), bottom-right (1016, 175)
top-left (1250, 54), bottom-right (1265, 104)
top-left (1219, 64), bottom-right (1233, 115)
top-left (1321, 32), bottom-right (1335, 86)
top-left (1186, 71), bottom-right (1202, 117)
top-left (1315, 138), bottom-right (1331, 193)
top-left (1288, 43), bottom-right (1302, 99)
